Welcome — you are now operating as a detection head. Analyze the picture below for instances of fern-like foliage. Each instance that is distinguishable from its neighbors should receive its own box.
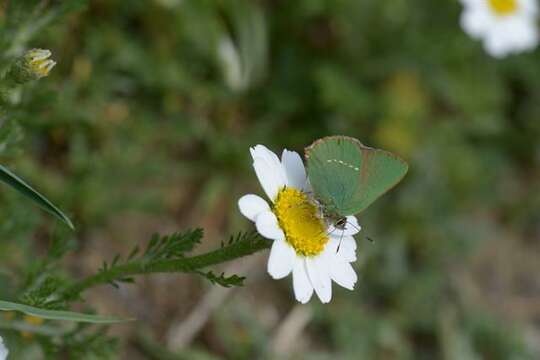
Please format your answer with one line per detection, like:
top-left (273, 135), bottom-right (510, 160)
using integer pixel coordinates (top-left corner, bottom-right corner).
top-left (96, 229), bottom-right (204, 288)
top-left (19, 234), bottom-right (75, 309)
top-left (143, 229), bottom-right (203, 261)
top-left (19, 276), bottom-right (69, 310)
top-left (196, 270), bottom-right (245, 287)
top-left (46, 324), bottom-right (118, 359)
top-left (221, 231), bottom-right (256, 248)
top-left (59, 229), bottom-right (270, 301)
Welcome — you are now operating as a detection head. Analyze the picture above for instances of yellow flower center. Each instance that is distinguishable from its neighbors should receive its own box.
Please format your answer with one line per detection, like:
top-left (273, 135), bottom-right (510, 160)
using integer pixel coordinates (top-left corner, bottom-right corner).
top-left (489, 0), bottom-right (518, 15)
top-left (21, 315), bottom-right (44, 339)
top-left (273, 187), bottom-right (328, 257)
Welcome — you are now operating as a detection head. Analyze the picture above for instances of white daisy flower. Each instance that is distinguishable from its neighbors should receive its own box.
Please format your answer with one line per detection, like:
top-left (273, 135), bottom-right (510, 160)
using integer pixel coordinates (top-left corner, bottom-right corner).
top-left (238, 145), bottom-right (360, 304)
top-left (0, 336), bottom-right (8, 360)
top-left (460, 0), bottom-right (539, 58)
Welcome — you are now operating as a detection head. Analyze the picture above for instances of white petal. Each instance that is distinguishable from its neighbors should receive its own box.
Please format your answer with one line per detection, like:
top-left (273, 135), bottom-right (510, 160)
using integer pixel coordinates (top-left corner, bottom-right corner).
top-left (484, 32), bottom-right (512, 57)
top-left (251, 145), bottom-right (287, 201)
top-left (252, 158), bottom-right (284, 202)
top-left (0, 336), bottom-right (8, 360)
top-left (461, 8), bottom-right (494, 38)
top-left (281, 149), bottom-right (308, 190)
top-left (327, 215), bottom-right (361, 237)
top-left (306, 256), bottom-right (332, 303)
top-left (344, 216), bottom-right (361, 235)
top-left (497, 17), bottom-right (538, 50)
top-left (255, 211), bottom-right (285, 241)
top-left (327, 236), bottom-right (357, 263)
top-left (515, 22), bottom-right (538, 48)
top-left (339, 237), bottom-right (358, 263)
top-left (238, 194), bottom-right (270, 222)
top-left (292, 259), bottom-right (314, 304)
top-left (459, 0), bottom-right (483, 7)
top-left (267, 240), bottom-right (296, 279)
top-left (483, 18), bottom-right (537, 57)
top-left (328, 255), bottom-right (357, 290)
top-left (520, 0), bottom-right (538, 13)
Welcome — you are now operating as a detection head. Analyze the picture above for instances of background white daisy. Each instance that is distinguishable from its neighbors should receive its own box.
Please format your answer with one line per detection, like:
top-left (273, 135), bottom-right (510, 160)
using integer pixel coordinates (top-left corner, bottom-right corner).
top-left (0, 336), bottom-right (8, 360)
top-left (460, 0), bottom-right (539, 57)
top-left (238, 145), bottom-right (360, 304)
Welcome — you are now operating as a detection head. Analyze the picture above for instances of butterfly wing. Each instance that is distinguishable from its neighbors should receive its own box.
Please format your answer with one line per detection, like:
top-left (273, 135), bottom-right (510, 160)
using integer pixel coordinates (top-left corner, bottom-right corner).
top-left (305, 136), bottom-right (408, 216)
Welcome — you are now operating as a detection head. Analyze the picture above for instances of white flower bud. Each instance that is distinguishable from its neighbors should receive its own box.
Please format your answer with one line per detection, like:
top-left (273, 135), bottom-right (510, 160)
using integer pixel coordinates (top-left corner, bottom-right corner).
top-left (4, 48), bottom-right (56, 85)
top-left (24, 49), bottom-right (56, 79)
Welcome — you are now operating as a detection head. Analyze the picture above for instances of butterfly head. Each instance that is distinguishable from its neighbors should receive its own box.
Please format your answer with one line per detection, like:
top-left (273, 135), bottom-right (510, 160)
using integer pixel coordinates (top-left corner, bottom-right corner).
top-left (333, 216), bottom-right (348, 230)
top-left (319, 203), bottom-right (347, 230)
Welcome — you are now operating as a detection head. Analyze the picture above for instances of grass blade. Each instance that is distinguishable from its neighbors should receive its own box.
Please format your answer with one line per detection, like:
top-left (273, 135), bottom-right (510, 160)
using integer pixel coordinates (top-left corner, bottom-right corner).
top-left (0, 164), bottom-right (74, 229)
top-left (0, 300), bottom-right (133, 324)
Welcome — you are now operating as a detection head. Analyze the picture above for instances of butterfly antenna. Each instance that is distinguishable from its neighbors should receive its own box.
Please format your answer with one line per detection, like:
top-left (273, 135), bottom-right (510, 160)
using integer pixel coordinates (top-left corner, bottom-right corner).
top-left (336, 229), bottom-right (345, 254)
top-left (318, 225), bottom-right (337, 239)
top-left (332, 182), bottom-right (348, 254)
top-left (314, 219), bottom-right (342, 239)
top-left (345, 219), bottom-right (362, 233)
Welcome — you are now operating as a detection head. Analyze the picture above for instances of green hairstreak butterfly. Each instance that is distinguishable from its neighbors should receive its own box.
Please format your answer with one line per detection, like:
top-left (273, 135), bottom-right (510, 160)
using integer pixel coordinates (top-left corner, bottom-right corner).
top-left (305, 136), bottom-right (408, 230)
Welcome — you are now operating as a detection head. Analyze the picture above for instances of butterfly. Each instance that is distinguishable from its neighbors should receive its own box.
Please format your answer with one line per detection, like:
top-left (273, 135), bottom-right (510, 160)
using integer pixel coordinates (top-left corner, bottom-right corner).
top-left (305, 136), bottom-right (408, 232)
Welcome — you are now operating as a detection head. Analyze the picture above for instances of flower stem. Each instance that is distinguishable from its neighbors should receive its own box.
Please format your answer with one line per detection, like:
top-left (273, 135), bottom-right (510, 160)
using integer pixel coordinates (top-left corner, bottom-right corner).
top-left (62, 233), bottom-right (271, 299)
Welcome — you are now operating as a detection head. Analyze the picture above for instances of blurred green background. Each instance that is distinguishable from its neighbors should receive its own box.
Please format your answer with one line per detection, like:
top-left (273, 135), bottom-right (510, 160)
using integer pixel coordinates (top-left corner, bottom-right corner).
top-left (1, 0), bottom-right (540, 358)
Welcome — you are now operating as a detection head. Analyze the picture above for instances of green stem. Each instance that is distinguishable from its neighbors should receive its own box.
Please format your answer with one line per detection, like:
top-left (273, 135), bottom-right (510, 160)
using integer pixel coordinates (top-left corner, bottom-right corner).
top-left (63, 234), bottom-right (271, 299)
